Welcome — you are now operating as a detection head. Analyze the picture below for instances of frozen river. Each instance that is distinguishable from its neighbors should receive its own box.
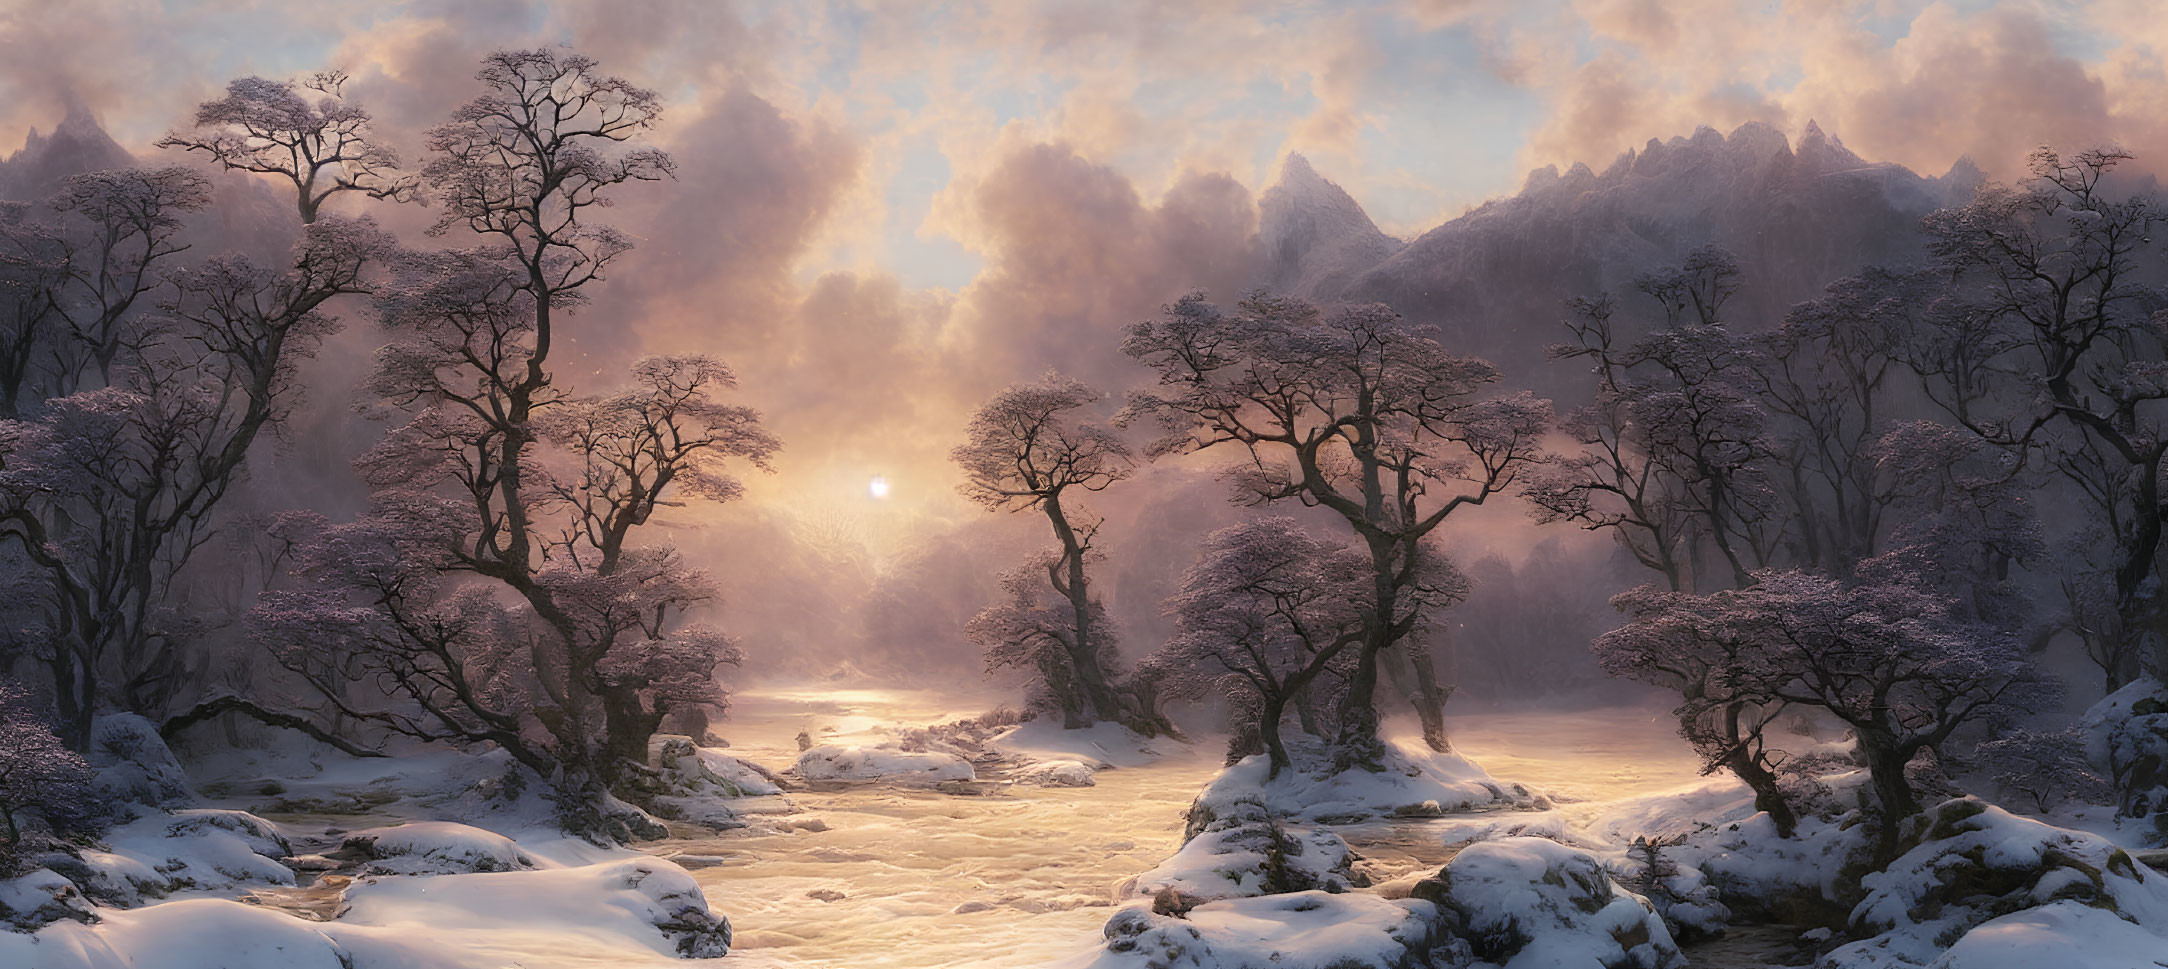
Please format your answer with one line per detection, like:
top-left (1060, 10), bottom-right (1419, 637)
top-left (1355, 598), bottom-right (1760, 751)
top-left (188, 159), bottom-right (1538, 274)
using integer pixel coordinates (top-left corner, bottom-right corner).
top-left (656, 688), bottom-right (1709, 969)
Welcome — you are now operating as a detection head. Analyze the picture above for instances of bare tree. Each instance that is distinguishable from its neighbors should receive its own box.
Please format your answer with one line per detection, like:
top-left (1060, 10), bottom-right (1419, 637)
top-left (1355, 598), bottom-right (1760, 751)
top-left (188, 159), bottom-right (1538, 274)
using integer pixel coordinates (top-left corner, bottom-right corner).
top-left (0, 216), bottom-right (392, 747)
top-left (160, 70), bottom-right (418, 224)
top-left (1913, 147), bottom-right (2165, 691)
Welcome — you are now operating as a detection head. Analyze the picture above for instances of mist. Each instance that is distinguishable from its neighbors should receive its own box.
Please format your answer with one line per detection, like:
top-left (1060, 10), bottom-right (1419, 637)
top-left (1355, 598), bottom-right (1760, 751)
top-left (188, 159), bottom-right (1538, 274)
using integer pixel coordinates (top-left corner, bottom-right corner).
top-left (3, 4), bottom-right (2167, 969)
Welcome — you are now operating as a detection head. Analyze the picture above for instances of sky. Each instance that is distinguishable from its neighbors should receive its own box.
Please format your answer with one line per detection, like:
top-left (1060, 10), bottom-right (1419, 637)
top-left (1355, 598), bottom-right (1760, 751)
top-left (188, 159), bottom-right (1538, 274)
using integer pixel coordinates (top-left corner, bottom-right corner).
top-left (0, 0), bottom-right (2160, 568)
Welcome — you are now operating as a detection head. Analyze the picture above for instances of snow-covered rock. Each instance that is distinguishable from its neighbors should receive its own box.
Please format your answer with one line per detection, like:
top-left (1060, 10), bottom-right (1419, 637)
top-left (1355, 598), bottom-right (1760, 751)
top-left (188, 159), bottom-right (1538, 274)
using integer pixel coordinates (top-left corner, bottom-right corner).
top-left (1125, 795), bottom-right (1362, 905)
top-left (2081, 676), bottom-right (2168, 833)
top-left (1189, 735), bottom-right (1538, 829)
top-left (69, 809), bottom-right (295, 903)
top-left (1413, 836), bottom-right (1685, 969)
top-left (0, 868), bottom-right (97, 932)
top-left (654, 737), bottom-right (782, 798)
top-left (1823, 797), bottom-right (2168, 968)
top-left (340, 821), bottom-right (539, 875)
top-left (87, 715), bottom-right (193, 813)
top-left (645, 737), bottom-right (789, 828)
top-left (1090, 892), bottom-right (1447, 969)
top-left (794, 743), bottom-right (974, 785)
top-left (1013, 759), bottom-right (1097, 787)
top-left (1674, 808), bottom-right (1870, 926)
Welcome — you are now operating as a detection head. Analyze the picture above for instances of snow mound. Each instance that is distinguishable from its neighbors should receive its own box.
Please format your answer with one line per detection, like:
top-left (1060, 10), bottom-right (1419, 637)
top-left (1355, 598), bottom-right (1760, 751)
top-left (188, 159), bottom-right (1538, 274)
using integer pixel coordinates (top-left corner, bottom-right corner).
top-left (1414, 836), bottom-right (1684, 969)
top-left (1824, 797), bottom-right (2168, 968)
top-left (1925, 899), bottom-right (2168, 969)
top-left (1192, 735), bottom-right (1538, 827)
top-left (2081, 676), bottom-right (2168, 828)
top-left (0, 868), bottom-right (97, 932)
top-left (1090, 892), bottom-right (1444, 969)
top-left (341, 821), bottom-right (539, 874)
top-left (68, 809), bottom-right (295, 903)
top-left (340, 855), bottom-right (731, 958)
top-left (0, 896), bottom-right (352, 969)
top-left (87, 714), bottom-right (193, 812)
top-left (1013, 760), bottom-right (1097, 787)
top-left (990, 721), bottom-right (1169, 770)
top-left (795, 743), bottom-right (974, 785)
top-left (4, 848), bottom-right (733, 966)
top-left (1126, 796), bottom-right (1361, 905)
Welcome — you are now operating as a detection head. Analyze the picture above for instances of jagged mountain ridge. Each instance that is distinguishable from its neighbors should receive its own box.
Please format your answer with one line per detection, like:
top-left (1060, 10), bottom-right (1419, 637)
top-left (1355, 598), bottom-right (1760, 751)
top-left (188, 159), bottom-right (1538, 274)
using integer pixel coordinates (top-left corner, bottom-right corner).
top-left (1261, 121), bottom-right (1982, 399)
top-left (1259, 153), bottom-right (1405, 300)
top-left (0, 100), bottom-right (137, 200)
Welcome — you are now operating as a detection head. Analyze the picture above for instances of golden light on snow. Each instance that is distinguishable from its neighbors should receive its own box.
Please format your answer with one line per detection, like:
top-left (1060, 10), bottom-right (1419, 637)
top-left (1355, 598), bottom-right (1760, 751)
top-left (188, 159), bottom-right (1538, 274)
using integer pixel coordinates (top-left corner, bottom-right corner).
top-left (868, 475), bottom-right (890, 499)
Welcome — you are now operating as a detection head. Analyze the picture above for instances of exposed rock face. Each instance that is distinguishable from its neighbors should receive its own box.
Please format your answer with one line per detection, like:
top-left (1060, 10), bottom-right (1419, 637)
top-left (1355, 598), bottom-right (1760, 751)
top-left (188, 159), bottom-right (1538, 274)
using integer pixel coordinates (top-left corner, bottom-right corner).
top-left (2083, 677), bottom-right (2168, 833)
top-left (1825, 798), bottom-right (2168, 967)
top-left (0, 869), bottom-right (99, 933)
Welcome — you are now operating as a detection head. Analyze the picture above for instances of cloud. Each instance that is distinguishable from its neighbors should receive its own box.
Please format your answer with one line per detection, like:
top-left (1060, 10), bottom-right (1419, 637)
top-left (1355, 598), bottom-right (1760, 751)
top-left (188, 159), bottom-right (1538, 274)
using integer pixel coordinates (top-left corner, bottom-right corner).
top-left (1509, 1), bottom-right (2136, 180)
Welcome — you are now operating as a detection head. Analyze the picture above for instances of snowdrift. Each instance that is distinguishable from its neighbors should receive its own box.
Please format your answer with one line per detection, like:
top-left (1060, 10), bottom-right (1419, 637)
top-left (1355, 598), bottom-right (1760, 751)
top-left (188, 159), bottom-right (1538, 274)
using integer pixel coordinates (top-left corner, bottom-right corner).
top-left (794, 743), bottom-right (975, 785)
top-left (1190, 736), bottom-right (1541, 828)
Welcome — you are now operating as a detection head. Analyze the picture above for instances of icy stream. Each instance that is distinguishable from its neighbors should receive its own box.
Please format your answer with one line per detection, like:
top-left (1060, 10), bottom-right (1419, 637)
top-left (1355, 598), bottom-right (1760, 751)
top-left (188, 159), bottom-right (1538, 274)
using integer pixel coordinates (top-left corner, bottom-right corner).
top-left (655, 689), bottom-right (1720, 969)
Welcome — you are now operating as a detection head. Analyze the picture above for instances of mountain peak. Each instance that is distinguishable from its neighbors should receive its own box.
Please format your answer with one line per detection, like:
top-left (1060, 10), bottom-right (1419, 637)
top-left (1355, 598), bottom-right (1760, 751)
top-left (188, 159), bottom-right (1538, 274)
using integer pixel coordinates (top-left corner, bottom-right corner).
top-left (1259, 152), bottom-right (1403, 300)
top-left (1, 97), bottom-right (135, 200)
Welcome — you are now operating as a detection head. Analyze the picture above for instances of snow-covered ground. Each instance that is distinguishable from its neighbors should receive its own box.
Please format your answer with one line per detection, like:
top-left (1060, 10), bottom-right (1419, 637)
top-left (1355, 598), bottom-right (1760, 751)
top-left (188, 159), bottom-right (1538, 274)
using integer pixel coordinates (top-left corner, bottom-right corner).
top-left (11, 688), bottom-right (2154, 969)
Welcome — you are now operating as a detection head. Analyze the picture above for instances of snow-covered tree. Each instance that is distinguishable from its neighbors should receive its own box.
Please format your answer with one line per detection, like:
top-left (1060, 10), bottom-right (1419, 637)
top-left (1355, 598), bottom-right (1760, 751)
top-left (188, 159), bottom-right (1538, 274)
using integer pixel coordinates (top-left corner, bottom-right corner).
top-left (1751, 267), bottom-right (1927, 576)
top-left (1913, 147), bottom-right (2163, 690)
top-left (0, 210), bottom-right (390, 748)
top-left (1151, 517), bottom-right (1465, 776)
top-left (0, 678), bottom-right (97, 860)
top-left (0, 204), bottom-right (70, 418)
top-left (1605, 571), bottom-right (2055, 853)
top-left (1597, 585), bottom-right (1800, 837)
top-left (1123, 292), bottom-right (1548, 766)
top-left (965, 552), bottom-right (1115, 726)
top-left (954, 371), bottom-right (1167, 734)
top-left (159, 70), bottom-right (418, 224)
top-left (1533, 253), bottom-right (1777, 594)
top-left (248, 51), bottom-right (766, 830)
top-left (34, 168), bottom-right (212, 399)
top-left (1978, 727), bottom-right (2111, 813)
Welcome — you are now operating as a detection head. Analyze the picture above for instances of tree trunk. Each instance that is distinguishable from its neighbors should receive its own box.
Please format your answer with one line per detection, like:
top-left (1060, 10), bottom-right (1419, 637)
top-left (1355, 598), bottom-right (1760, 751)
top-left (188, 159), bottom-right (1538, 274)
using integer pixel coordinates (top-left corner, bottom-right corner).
top-left (1260, 693), bottom-right (1291, 779)
top-left (1860, 734), bottom-right (1919, 857)
top-left (1403, 637), bottom-right (1452, 752)
top-left (1294, 687), bottom-right (1323, 737)
top-left (1334, 534), bottom-right (1400, 771)
top-left (53, 649), bottom-right (94, 753)
top-left (1717, 702), bottom-right (1796, 838)
top-left (1332, 632), bottom-right (1390, 772)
